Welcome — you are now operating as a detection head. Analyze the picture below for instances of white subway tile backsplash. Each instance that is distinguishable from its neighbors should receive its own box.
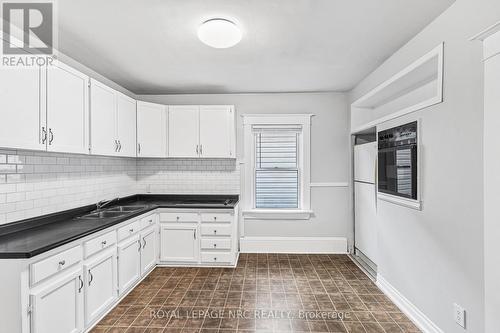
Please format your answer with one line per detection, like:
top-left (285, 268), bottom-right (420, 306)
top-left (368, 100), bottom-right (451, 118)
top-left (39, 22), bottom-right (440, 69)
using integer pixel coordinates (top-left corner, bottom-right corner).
top-left (0, 149), bottom-right (240, 225)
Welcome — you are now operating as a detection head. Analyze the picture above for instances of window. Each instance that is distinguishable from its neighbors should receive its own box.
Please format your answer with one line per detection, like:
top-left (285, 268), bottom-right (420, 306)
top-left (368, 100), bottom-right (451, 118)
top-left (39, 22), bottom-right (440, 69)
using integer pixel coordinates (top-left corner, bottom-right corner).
top-left (254, 129), bottom-right (300, 209)
top-left (243, 114), bottom-right (312, 219)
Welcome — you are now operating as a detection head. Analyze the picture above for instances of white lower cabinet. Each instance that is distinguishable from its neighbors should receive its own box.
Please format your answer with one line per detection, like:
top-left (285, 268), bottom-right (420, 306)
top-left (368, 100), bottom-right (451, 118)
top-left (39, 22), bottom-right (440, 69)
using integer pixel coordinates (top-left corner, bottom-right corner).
top-left (29, 267), bottom-right (84, 333)
top-left (117, 234), bottom-right (141, 295)
top-left (160, 224), bottom-right (199, 262)
top-left (140, 226), bottom-right (157, 275)
top-left (83, 248), bottom-right (117, 326)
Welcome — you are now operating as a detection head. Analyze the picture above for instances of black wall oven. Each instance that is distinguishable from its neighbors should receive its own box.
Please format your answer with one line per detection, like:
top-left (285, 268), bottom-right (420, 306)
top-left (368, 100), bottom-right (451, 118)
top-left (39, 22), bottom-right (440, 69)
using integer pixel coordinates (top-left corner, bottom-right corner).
top-left (378, 121), bottom-right (418, 200)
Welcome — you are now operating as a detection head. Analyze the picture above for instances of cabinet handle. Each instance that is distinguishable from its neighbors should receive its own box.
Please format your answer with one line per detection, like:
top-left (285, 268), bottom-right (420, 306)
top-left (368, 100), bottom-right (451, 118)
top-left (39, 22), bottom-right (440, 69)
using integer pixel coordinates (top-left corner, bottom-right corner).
top-left (176, 216), bottom-right (180, 221)
top-left (214, 216), bottom-right (217, 221)
top-left (138, 239), bottom-right (141, 252)
top-left (114, 140), bottom-right (118, 152)
top-left (214, 257), bottom-right (217, 261)
top-left (214, 230), bottom-right (217, 235)
top-left (101, 240), bottom-right (107, 247)
top-left (196, 145), bottom-right (199, 155)
top-left (118, 140), bottom-right (122, 152)
top-left (129, 228), bottom-right (134, 233)
top-left (200, 144), bottom-right (203, 155)
top-left (48, 128), bottom-right (54, 145)
top-left (88, 269), bottom-right (93, 286)
top-left (214, 244), bottom-right (217, 248)
top-left (78, 275), bottom-right (83, 293)
top-left (41, 127), bottom-right (47, 144)
top-left (137, 143), bottom-right (141, 154)
top-left (193, 230), bottom-right (196, 240)
top-left (143, 238), bottom-right (146, 249)
top-left (58, 260), bottom-right (65, 267)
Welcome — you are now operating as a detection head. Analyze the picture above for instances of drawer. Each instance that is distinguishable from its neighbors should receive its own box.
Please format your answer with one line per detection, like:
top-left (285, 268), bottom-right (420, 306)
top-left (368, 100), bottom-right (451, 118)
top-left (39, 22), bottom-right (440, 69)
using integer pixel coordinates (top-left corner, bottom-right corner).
top-left (117, 220), bottom-right (141, 241)
top-left (31, 246), bottom-right (82, 284)
top-left (160, 212), bottom-right (199, 223)
top-left (84, 230), bottom-right (117, 259)
top-left (141, 214), bottom-right (157, 229)
top-left (201, 251), bottom-right (233, 264)
top-left (201, 238), bottom-right (231, 250)
top-left (200, 213), bottom-right (232, 223)
top-left (201, 224), bottom-right (232, 236)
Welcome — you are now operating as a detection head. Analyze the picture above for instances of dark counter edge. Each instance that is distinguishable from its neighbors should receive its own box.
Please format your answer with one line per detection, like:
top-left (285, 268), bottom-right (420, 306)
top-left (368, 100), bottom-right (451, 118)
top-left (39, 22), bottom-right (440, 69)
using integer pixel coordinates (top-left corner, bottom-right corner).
top-left (0, 194), bottom-right (239, 259)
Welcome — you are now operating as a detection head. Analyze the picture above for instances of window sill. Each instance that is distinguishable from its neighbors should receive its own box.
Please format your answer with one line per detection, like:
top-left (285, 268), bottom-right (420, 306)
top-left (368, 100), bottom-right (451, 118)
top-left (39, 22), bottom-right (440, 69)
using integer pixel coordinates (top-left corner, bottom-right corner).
top-left (242, 209), bottom-right (314, 220)
top-left (377, 192), bottom-right (422, 210)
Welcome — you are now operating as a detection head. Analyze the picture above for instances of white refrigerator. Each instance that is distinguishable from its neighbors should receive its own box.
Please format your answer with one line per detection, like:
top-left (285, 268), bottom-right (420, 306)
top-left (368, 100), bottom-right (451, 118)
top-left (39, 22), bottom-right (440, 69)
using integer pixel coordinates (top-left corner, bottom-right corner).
top-left (354, 141), bottom-right (378, 265)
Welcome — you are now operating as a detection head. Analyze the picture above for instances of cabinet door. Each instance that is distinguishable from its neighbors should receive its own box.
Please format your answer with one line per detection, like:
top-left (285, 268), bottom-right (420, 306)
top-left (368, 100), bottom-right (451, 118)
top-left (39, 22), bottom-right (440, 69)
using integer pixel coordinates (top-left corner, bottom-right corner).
top-left (30, 267), bottom-right (84, 333)
top-left (160, 224), bottom-right (199, 262)
top-left (168, 105), bottom-right (199, 157)
top-left (90, 79), bottom-right (117, 155)
top-left (137, 101), bottom-right (167, 157)
top-left (0, 61), bottom-right (43, 150)
top-left (46, 62), bottom-right (89, 154)
top-left (199, 105), bottom-right (235, 158)
top-left (84, 248), bottom-right (117, 326)
top-left (140, 226), bottom-right (157, 275)
top-left (116, 93), bottom-right (136, 157)
top-left (117, 234), bottom-right (141, 294)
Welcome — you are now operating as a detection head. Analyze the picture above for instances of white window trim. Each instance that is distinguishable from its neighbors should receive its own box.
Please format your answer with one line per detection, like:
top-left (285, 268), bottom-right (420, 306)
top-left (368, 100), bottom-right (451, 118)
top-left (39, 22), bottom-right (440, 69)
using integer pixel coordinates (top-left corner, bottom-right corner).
top-left (241, 114), bottom-right (313, 220)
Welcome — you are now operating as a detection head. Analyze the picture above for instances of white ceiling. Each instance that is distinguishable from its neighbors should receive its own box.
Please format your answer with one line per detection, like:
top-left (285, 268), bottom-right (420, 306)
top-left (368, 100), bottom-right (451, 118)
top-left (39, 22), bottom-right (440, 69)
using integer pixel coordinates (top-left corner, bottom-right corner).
top-left (57, 0), bottom-right (455, 94)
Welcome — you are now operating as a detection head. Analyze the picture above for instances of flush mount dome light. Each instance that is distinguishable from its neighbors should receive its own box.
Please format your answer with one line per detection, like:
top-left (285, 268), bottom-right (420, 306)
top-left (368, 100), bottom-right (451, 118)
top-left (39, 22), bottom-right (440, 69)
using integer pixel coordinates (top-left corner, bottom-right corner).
top-left (197, 18), bottom-right (242, 48)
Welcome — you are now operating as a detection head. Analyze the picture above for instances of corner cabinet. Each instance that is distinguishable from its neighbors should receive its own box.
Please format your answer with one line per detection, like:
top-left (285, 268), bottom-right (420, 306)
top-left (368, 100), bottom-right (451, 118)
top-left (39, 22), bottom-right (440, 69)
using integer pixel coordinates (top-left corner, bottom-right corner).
top-left (160, 224), bottom-right (199, 262)
top-left (136, 101), bottom-right (167, 157)
top-left (168, 105), bottom-right (235, 158)
top-left (29, 267), bottom-right (84, 333)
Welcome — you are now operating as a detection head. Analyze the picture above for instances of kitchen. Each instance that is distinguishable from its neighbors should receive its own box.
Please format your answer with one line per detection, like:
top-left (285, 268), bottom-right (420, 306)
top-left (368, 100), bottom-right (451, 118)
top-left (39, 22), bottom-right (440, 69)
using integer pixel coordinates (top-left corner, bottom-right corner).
top-left (0, 1), bottom-right (499, 333)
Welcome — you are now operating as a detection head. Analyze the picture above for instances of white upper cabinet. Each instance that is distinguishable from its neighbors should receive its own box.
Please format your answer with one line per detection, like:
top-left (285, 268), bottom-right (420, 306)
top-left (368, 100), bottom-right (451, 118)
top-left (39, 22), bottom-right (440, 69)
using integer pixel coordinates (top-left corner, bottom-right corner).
top-left (0, 62), bottom-right (43, 151)
top-left (116, 93), bottom-right (136, 157)
top-left (168, 105), bottom-right (199, 158)
top-left (46, 62), bottom-right (89, 154)
top-left (137, 101), bottom-right (167, 157)
top-left (168, 105), bottom-right (235, 158)
top-left (199, 105), bottom-right (235, 158)
top-left (90, 79), bottom-right (117, 156)
top-left (90, 79), bottom-right (137, 157)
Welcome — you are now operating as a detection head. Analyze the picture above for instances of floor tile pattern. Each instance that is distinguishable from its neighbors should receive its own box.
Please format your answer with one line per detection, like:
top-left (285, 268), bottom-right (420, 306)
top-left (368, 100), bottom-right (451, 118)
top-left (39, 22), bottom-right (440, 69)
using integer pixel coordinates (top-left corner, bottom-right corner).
top-left (92, 254), bottom-right (420, 333)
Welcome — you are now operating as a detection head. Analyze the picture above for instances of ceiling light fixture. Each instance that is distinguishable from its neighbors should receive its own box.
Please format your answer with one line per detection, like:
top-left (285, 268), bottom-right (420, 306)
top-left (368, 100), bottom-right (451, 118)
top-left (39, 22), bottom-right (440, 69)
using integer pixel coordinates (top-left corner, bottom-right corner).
top-left (197, 18), bottom-right (242, 49)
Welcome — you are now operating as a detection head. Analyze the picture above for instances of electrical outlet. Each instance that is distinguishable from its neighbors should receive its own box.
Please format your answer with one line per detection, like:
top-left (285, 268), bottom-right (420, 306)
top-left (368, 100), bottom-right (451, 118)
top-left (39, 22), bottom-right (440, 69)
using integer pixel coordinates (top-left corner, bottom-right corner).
top-left (453, 303), bottom-right (466, 328)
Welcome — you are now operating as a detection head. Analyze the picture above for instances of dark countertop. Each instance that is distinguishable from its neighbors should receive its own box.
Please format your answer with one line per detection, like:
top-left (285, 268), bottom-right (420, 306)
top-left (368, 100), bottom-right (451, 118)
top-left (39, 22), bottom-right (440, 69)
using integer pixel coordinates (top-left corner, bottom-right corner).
top-left (0, 194), bottom-right (239, 259)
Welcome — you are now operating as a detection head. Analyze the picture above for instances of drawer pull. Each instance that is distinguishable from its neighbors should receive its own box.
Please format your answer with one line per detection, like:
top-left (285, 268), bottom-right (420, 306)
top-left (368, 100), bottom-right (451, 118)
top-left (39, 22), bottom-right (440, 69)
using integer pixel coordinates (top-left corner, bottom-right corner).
top-left (214, 244), bottom-right (217, 248)
top-left (129, 228), bottom-right (134, 233)
top-left (58, 260), bottom-right (66, 267)
top-left (176, 216), bottom-right (180, 221)
top-left (214, 230), bottom-right (217, 235)
top-left (214, 257), bottom-right (217, 261)
top-left (214, 216), bottom-right (217, 221)
top-left (101, 240), bottom-right (107, 247)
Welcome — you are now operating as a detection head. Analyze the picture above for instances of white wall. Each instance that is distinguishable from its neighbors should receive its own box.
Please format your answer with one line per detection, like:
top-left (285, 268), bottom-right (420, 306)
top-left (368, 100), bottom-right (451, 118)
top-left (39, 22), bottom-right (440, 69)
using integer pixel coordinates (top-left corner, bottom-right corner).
top-left (138, 93), bottom-right (351, 241)
top-left (349, 0), bottom-right (500, 332)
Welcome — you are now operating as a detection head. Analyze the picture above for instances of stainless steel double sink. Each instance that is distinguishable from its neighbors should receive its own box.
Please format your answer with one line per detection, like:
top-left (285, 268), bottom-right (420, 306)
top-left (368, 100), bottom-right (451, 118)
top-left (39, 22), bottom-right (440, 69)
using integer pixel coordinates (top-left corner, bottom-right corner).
top-left (78, 205), bottom-right (147, 220)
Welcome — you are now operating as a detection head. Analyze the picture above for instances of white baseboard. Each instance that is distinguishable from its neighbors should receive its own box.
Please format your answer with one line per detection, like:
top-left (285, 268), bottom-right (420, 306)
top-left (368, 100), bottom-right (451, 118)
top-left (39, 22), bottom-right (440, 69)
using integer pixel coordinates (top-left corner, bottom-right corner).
top-left (376, 275), bottom-right (443, 333)
top-left (240, 237), bottom-right (347, 254)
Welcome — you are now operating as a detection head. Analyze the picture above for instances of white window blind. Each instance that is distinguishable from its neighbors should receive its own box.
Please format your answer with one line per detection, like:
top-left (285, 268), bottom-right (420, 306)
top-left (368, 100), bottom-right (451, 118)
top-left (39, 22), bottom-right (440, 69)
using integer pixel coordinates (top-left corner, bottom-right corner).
top-left (254, 126), bottom-right (301, 209)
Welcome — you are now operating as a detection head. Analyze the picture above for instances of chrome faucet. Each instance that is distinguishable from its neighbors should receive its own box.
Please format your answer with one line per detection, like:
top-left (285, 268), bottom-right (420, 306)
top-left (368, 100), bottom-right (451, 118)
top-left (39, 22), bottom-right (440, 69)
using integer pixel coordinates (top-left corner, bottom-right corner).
top-left (96, 197), bottom-right (119, 211)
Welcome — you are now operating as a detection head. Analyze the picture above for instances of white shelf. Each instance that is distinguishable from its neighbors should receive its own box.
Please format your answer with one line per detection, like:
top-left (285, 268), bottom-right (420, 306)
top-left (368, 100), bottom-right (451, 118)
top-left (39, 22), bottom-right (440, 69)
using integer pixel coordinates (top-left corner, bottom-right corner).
top-left (351, 43), bottom-right (444, 133)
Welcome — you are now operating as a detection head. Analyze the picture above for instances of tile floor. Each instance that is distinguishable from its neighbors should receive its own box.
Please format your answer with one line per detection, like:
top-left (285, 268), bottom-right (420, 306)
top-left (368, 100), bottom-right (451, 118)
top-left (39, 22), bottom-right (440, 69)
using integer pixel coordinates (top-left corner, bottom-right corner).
top-left (91, 254), bottom-right (420, 333)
